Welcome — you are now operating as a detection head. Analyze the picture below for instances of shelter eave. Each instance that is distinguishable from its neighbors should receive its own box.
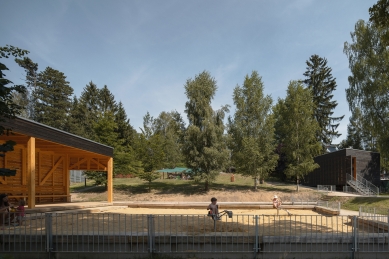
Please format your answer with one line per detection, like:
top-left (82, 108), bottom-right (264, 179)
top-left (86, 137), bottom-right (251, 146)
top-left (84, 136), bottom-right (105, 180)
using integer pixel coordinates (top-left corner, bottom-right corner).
top-left (1, 117), bottom-right (113, 157)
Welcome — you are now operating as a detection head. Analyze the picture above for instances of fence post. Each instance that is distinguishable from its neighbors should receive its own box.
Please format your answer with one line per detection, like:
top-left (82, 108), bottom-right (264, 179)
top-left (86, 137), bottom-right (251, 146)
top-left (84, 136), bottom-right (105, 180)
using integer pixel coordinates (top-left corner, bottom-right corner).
top-left (351, 216), bottom-right (358, 259)
top-left (254, 215), bottom-right (260, 254)
top-left (147, 215), bottom-right (155, 254)
top-left (45, 213), bottom-right (53, 253)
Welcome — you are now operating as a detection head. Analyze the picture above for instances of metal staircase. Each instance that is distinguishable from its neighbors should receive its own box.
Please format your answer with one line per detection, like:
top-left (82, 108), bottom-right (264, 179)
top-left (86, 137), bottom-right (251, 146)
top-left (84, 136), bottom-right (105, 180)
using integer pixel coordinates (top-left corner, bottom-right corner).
top-left (346, 173), bottom-right (379, 196)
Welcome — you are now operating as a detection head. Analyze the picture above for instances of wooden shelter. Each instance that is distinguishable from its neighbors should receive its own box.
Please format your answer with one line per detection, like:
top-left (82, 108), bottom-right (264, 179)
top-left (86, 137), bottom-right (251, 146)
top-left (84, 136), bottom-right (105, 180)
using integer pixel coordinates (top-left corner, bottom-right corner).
top-left (0, 117), bottom-right (114, 208)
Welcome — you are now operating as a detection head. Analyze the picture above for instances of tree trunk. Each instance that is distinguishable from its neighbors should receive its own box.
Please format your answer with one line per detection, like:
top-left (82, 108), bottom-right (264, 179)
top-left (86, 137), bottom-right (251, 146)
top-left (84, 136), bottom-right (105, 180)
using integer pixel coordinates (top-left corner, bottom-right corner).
top-left (254, 177), bottom-right (258, 190)
top-left (296, 177), bottom-right (299, 192)
top-left (204, 180), bottom-right (209, 192)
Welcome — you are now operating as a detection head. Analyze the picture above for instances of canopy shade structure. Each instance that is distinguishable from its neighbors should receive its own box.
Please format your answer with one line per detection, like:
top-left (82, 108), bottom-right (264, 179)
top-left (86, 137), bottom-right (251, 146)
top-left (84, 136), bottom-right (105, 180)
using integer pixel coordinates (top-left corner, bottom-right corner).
top-left (156, 167), bottom-right (192, 174)
top-left (0, 116), bottom-right (114, 208)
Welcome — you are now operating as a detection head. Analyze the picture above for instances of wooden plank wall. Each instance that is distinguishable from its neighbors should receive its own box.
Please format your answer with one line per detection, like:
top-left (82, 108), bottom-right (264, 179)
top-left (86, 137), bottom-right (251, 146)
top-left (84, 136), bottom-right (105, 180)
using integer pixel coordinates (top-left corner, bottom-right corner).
top-left (0, 145), bottom-right (68, 203)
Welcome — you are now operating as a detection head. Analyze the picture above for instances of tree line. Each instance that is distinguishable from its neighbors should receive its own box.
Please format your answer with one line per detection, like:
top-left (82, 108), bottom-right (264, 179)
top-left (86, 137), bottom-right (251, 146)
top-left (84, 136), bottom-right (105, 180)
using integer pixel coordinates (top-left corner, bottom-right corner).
top-left (1, 0), bottom-right (388, 191)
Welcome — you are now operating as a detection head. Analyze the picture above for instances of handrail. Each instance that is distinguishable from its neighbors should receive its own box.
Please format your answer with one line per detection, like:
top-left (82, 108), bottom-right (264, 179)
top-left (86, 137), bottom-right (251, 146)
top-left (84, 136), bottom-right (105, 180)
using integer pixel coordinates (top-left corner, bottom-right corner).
top-left (346, 173), bottom-right (379, 196)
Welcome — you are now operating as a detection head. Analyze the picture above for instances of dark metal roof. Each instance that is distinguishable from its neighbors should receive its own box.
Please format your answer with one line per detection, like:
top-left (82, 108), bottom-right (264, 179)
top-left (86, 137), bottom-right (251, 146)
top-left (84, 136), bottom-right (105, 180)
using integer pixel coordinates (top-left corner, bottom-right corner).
top-left (1, 116), bottom-right (113, 157)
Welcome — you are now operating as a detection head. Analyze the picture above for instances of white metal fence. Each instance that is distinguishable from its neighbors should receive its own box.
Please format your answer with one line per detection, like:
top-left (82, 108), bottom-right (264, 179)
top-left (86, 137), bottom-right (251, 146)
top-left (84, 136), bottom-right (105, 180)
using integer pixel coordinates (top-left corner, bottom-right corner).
top-left (317, 185), bottom-right (336, 192)
top-left (1, 211), bottom-right (388, 257)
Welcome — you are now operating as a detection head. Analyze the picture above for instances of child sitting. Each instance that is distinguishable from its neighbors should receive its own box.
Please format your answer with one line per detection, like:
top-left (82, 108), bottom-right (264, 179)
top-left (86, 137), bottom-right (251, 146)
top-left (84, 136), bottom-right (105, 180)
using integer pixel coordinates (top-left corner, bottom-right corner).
top-left (207, 197), bottom-right (220, 220)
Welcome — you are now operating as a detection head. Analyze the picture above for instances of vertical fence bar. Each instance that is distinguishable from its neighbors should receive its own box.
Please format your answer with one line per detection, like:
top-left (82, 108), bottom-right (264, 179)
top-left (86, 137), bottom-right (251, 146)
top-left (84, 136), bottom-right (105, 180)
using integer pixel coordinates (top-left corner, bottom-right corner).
top-left (352, 216), bottom-right (357, 259)
top-left (45, 213), bottom-right (53, 253)
top-left (254, 215), bottom-right (259, 253)
top-left (147, 214), bottom-right (155, 254)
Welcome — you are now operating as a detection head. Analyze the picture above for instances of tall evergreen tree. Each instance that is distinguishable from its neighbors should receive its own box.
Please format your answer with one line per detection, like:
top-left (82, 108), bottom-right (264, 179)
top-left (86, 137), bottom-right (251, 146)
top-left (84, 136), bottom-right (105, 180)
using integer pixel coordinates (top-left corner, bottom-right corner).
top-left (228, 71), bottom-right (278, 189)
top-left (115, 101), bottom-right (136, 148)
top-left (70, 81), bottom-right (101, 140)
top-left (98, 85), bottom-right (117, 113)
top-left (182, 71), bottom-right (229, 191)
top-left (33, 67), bottom-right (73, 130)
top-left (14, 57), bottom-right (38, 119)
top-left (303, 55), bottom-right (344, 146)
top-left (0, 45), bottom-right (29, 134)
top-left (274, 81), bottom-right (321, 191)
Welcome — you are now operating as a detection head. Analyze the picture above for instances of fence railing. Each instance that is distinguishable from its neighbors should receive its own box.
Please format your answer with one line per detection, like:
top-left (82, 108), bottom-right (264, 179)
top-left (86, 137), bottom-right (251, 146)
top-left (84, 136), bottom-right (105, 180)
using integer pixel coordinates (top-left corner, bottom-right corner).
top-left (316, 201), bottom-right (341, 212)
top-left (346, 173), bottom-right (379, 196)
top-left (1, 211), bottom-right (388, 256)
top-left (317, 185), bottom-right (336, 192)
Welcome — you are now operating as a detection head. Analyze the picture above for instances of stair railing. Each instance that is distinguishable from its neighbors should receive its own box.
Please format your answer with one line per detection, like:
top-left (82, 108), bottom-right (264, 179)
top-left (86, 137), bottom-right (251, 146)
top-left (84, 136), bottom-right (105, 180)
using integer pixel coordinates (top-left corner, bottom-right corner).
top-left (346, 173), bottom-right (379, 196)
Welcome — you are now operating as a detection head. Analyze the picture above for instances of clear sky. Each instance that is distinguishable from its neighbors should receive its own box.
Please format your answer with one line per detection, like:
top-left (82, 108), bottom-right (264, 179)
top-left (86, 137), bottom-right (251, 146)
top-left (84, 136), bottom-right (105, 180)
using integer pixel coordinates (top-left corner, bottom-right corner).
top-left (1, 0), bottom-right (377, 143)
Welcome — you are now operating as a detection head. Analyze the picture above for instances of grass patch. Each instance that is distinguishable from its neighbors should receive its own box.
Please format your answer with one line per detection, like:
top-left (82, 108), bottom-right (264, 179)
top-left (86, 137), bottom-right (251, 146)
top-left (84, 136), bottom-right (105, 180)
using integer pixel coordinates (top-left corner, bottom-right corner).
top-left (328, 196), bottom-right (389, 212)
top-left (70, 173), bottom-right (301, 196)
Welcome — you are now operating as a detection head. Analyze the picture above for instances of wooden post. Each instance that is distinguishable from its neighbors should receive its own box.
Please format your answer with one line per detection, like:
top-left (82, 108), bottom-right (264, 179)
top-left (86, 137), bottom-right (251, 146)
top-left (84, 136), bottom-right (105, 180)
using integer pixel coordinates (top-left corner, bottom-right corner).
top-left (65, 155), bottom-right (70, 202)
top-left (27, 137), bottom-right (36, 208)
top-left (107, 157), bottom-right (113, 203)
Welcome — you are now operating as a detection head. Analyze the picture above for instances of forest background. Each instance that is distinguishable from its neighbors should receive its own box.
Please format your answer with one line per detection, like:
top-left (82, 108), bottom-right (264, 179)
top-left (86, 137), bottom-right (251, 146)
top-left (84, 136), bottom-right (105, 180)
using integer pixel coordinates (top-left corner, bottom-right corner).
top-left (1, 0), bottom-right (389, 192)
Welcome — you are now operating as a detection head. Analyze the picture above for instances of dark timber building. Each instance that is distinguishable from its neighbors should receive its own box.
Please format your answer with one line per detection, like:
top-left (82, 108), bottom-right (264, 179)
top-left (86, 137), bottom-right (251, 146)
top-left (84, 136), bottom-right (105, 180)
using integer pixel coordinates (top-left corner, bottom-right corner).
top-left (305, 149), bottom-right (380, 193)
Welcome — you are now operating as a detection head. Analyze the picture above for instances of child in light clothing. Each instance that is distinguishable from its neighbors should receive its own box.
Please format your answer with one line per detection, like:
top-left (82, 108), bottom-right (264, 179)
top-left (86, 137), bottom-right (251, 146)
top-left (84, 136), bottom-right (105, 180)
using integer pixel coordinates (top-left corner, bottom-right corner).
top-left (207, 197), bottom-right (220, 220)
top-left (16, 199), bottom-right (25, 226)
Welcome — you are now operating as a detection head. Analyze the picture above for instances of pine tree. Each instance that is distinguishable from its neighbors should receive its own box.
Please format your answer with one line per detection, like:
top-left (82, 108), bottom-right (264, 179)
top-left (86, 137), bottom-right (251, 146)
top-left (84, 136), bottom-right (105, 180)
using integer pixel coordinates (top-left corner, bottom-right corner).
top-left (274, 81), bottom-right (321, 191)
top-left (182, 71), bottom-right (229, 191)
top-left (98, 85), bottom-right (117, 113)
top-left (0, 45), bottom-right (29, 134)
top-left (33, 67), bottom-right (73, 130)
top-left (71, 81), bottom-right (101, 140)
top-left (14, 57), bottom-right (38, 119)
top-left (228, 71), bottom-right (278, 189)
top-left (303, 55), bottom-right (344, 146)
top-left (115, 101), bottom-right (136, 148)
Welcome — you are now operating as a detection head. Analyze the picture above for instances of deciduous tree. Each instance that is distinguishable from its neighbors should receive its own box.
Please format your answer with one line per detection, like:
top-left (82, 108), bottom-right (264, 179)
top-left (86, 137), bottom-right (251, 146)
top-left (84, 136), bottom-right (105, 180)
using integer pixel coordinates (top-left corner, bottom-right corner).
top-left (274, 81), bottom-right (321, 191)
top-left (344, 19), bottom-right (389, 169)
top-left (228, 71), bottom-right (278, 189)
top-left (182, 71), bottom-right (229, 191)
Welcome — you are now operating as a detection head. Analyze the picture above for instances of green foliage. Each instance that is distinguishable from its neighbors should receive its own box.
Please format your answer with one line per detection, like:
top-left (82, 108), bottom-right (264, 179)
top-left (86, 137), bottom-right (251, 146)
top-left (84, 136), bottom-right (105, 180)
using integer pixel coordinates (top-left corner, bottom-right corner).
top-left (369, 0), bottom-right (389, 45)
top-left (344, 19), bottom-right (389, 170)
top-left (228, 71), bottom-right (278, 189)
top-left (303, 55), bottom-right (344, 146)
top-left (83, 171), bottom-right (107, 187)
top-left (182, 71), bottom-right (230, 191)
top-left (338, 107), bottom-right (377, 151)
top-left (33, 66), bottom-right (73, 130)
top-left (136, 170), bottom-right (160, 192)
top-left (135, 132), bottom-right (165, 173)
top-left (14, 57), bottom-right (38, 119)
top-left (0, 45), bottom-right (29, 134)
top-left (114, 146), bottom-right (143, 176)
top-left (154, 111), bottom-right (185, 168)
top-left (274, 81), bottom-right (321, 191)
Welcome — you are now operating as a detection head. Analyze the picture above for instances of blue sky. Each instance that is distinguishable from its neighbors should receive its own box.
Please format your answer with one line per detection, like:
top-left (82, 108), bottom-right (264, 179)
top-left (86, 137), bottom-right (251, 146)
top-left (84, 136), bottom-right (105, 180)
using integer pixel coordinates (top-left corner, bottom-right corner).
top-left (1, 0), bottom-right (376, 143)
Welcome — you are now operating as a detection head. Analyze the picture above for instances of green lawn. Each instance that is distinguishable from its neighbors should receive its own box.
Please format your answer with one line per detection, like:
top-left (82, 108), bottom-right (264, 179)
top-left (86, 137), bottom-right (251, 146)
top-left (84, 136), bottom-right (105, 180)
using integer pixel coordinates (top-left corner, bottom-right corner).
top-left (70, 173), bottom-right (300, 195)
top-left (327, 196), bottom-right (389, 212)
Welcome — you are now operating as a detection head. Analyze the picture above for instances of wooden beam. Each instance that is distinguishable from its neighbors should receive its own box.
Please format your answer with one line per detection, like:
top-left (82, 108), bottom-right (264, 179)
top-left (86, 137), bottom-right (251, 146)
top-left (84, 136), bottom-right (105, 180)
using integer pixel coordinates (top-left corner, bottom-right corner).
top-left (68, 157), bottom-right (87, 170)
top-left (107, 157), bottom-right (113, 203)
top-left (27, 137), bottom-right (36, 208)
top-left (39, 156), bottom-right (63, 186)
top-left (91, 158), bottom-right (108, 170)
top-left (64, 155), bottom-right (70, 202)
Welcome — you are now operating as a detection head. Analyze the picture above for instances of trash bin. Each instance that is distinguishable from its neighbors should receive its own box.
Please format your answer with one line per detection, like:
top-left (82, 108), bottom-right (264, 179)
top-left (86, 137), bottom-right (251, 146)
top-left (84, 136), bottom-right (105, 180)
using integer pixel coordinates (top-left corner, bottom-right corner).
top-left (230, 174), bottom-right (235, 182)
